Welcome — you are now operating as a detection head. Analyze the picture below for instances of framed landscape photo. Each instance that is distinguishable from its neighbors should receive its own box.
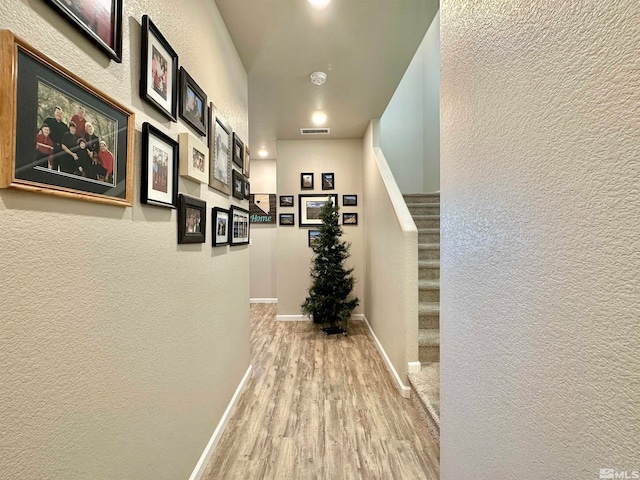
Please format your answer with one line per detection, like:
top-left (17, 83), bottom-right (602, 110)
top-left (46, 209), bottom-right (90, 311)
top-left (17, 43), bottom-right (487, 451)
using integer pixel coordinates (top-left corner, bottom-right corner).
top-left (178, 194), bottom-right (206, 244)
top-left (141, 122), bottom-right (178, 208)
top-left (342, 212), bottom-right (358, 225)
top-left (208, 103), bottom-right (231, 195)
top-left (308, 230), bottom-right (321, 248)
top-left (179, 67), bottom-right (207, 137)
top-left (232, 133), bottom-right (244, 171)
top-left (140, 15), bottom-right (178, 121)
top-left (179, 133), bottom-right (209, 184)
top-left (342, 194), bottom-right (357, 206)
top-left (279, 213), bottom-right (294, 226)
top-left (279, 195), bottom-right (294, 207)
top-left (232, 169), bottom-right (244, 199)
top-left (0, 31), bottom-right (134, 206)
top-left (298, 194), bottom-right (338, 227)
top-left (321, 172), bottom-right (335, 190)
top-left (46, 0), bottom-right (123, 62)
top-left (300, 172), bottom-right (314, 190)
top-left (230, 205), bottom-right (250, 246)
top-left (212, 207), bottom-right (230, 246)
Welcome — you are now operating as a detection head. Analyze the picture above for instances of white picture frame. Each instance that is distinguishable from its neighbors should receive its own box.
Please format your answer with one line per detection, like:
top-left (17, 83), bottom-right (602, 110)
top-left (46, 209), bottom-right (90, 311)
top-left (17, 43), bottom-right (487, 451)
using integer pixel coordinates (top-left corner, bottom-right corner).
top-left (179, 132), bottom-right (209, 184)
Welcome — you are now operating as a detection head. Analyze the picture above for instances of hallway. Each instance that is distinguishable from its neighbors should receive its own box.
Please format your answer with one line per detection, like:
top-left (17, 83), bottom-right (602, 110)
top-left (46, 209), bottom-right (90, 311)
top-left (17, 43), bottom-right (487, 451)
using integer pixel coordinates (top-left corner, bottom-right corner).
top-left (203, 304), bottom-right (439, 479)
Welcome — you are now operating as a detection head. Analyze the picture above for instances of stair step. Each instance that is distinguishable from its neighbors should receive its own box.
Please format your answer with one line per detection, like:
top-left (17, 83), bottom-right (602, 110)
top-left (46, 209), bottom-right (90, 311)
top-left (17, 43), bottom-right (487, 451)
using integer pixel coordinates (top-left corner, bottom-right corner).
top-left (408, 363), bottom-right (440, 443)
top-left (403, 193), bottom-right (440, 204)
top-left (419, 279), bottom-right (439, 302)
top-left (418, 328), bottom-right (439, 347)
top-left (419, 302), bottom-right (439, 329)
top-left (413, 215), bottom-right (440, 229)
top-left (418, 228), bottom-right (440, 243)
top-left (418, 260), bottom-right (440, 279)
top-left (418, 243), bottom-right (440, 260)
top-left (407, 203), bottom-right (440, 215)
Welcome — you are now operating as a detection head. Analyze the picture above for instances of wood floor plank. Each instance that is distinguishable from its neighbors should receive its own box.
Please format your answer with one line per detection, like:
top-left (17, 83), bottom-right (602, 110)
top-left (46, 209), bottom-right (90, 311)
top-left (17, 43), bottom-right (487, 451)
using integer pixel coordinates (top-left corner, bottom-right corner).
top-left (204, 304), bottom-right (439, 479)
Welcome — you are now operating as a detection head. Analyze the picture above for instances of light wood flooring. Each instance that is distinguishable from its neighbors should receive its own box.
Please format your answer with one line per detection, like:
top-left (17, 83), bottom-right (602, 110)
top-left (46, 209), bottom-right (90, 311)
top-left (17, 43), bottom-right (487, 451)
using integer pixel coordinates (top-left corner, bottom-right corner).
top-left (203, 304), bottom-right (439, 479)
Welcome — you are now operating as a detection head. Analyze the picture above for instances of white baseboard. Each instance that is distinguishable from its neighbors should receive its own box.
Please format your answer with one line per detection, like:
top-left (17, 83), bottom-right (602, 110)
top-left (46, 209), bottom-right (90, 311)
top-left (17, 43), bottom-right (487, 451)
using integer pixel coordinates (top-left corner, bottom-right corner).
top-left (276, 314), bottom-right (310, 321)
top-left (407, 361), bottom-right (422, 373)
top-left (362, 315), bottom-right (412, 398)
top-left (250, 298), bottom-right (278, 304)
top-left (189, 364), bottom-right (253, 480)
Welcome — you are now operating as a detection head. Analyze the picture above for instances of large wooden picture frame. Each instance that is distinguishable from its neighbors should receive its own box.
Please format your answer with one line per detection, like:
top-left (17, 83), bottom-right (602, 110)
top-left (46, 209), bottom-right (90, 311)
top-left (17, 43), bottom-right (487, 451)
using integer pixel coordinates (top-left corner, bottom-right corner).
top-left (208, 103), bottom-right (232, 195)
top-left (141, 122), bottom-right (178, 208)
top-left (46, 0), bottom-right (123, 63)
top-left (298, 194), bottom-right (338, 227)
top-left (0, 31), bottom-right (134, 206)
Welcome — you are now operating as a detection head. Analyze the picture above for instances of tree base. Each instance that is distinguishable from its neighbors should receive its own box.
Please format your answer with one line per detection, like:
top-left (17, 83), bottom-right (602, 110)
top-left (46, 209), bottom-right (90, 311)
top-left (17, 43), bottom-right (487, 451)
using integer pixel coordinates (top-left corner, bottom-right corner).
top-left (321, 326), bottom-right (346, 336)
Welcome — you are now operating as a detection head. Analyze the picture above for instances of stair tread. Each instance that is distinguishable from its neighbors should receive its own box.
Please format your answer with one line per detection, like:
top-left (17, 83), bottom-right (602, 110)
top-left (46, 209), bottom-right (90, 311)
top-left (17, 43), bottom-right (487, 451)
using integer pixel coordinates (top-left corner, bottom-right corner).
top-left (418, 259), bottom-right (440, 267)
top-left (418, 328), bottom-right (440, 346)
top-left (418, 302), bottom-right (440, 314)
top-left (412, 214), bottom-right (440, 219)
top-left (418, 228), bottom-right (440, 233)
top-left (419, 279), bottom-right (440, 290)
top-left (418, 243), bottom-right (440, 249)
top-left (408, 363), bottom-right (440, 424)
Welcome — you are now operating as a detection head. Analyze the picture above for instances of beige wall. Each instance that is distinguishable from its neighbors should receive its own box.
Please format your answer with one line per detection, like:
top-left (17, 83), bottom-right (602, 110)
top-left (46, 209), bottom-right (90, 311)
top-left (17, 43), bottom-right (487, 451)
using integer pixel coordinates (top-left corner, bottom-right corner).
top-left (0, 1), bottom-right (249, 479)
top-left (441, 1), bottom-right (640, 478)
top-left (276, 139), bottom-right (364, 317)
top-left (249, 160), bottom-right (278, 300)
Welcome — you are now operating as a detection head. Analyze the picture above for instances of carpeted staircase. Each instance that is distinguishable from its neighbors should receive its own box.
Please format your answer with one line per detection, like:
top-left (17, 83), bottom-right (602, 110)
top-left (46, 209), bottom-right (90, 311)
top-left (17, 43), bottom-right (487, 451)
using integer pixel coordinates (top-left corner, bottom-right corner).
top-left (404, 193), bottom-right (440, 444)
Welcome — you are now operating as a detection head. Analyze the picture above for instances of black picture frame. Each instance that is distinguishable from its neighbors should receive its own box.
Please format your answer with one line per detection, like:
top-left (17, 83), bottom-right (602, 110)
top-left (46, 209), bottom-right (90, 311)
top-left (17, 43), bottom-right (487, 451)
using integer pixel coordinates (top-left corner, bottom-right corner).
top-left (232, 169), bottom-right (244, 200)
top-left (244, 179), bottom-right (250, 200)
top-left (308, 230), bottom-right (321, 248)
top-left (342, 194), bottom-right (358, 206)
top-left (212, 207), bottom-right (230, 246)
top-left (230, 205), bottom-right (250, 246)
top-left (232, 132), bottom-right (244, 170)
top-left (0, 32), bottom-right (134, 206)
top-left (300, 172), bottom-right (314, 190)
top-left (140, 15), bottom-right (178, 121)
top-left (298, 194), bottom-right (338, 227)
top-left (46, 0), bottom-right (123, 63)
top-left (179, 67), bottom-right (207, 137)
top-left (141, 122), bottom-right (178, 208)
top-left (178, 194), bottom-right (206, 244)
top-left (244, 146), bottom-right (250, 179)
top-left (209, 103), bottom-right (232, 195)
top-left (279, 195), bottom-right (294, 207)
top-left (342, 212), bottom-right (358, 225)
top-left (279, 213), bottom-right (295, 226)
top-left (321, 172), bottom-right (335, 190)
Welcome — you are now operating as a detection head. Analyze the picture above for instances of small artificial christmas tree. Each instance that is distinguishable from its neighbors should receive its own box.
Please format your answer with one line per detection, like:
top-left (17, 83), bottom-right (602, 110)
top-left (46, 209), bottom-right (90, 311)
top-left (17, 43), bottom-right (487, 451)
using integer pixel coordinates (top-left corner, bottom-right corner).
top-left (301, 197), bottom-right (359, 335)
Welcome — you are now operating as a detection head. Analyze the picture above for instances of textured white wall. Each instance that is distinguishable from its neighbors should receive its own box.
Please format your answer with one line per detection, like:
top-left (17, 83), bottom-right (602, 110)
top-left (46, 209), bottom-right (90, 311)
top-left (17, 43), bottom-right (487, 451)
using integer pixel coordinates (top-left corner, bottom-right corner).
top-left (0, 1), bottom-right (249, 479)
top-left (440, 1), bottom-right (640, 479)
top-left (249, 160), bottom-right (277, 300)
top-left (276, 139), bottom-right (364, 317)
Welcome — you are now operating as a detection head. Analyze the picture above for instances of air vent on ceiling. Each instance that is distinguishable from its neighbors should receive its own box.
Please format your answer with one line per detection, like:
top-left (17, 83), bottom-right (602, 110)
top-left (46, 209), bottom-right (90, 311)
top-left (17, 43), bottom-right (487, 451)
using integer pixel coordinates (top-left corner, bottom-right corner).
top-left (300, 127), bottom-right (330, 135)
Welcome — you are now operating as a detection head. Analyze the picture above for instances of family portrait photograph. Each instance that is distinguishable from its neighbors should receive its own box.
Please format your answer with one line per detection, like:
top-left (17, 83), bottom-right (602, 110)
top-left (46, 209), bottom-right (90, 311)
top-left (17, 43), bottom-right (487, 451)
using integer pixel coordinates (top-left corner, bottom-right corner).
top-left (141, 122), bottom-right (178, 209)
top-left (212, 207), bottom-right (230, 246)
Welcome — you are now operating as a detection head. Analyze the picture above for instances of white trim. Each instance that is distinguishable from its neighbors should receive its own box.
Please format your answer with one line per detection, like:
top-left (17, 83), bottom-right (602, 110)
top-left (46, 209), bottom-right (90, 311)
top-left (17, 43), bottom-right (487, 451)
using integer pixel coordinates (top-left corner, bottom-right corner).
top-left (276, 315), bottom-right (310, 321)
top-left (250, 298), bottom-right (278, 304)
top-left (351, 314), bottom-right (365, 321)
top-left (408, 361), bottom-right (422, 374)
top-left (362, 314), bottom-right (412, 398)
top-left (189, 364), bottom-right (253, 480)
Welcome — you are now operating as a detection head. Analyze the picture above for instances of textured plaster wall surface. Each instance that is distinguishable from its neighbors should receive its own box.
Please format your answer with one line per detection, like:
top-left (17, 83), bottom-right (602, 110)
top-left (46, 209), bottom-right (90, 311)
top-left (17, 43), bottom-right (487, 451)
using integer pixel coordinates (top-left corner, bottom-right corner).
top-left (440, 1), bottom-right (640, 479)
top-left (249, 160), bottom-right (277, 299)
top-left (276, 140), bottom-right (364, 317)
top-left (0, 1), bottom-right (249, 479)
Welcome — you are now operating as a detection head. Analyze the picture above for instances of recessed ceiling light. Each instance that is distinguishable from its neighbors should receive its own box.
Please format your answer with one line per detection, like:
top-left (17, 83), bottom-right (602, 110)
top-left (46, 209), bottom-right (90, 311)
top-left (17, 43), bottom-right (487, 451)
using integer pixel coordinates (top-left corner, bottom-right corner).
top-left (310, 71), bottom-right (327, 86)
top-left (312, 111), bottom-right (327, 126)
top-left (258, 148), bottom-right (268, 158)
top-left (308, 0), bottom-right (331, 9)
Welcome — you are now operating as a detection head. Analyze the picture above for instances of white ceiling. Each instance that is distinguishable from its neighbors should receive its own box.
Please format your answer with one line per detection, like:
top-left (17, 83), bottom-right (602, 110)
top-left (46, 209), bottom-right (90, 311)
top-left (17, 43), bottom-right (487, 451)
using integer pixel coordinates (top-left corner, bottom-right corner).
top-left (215, 0), bottom-right (439, 159)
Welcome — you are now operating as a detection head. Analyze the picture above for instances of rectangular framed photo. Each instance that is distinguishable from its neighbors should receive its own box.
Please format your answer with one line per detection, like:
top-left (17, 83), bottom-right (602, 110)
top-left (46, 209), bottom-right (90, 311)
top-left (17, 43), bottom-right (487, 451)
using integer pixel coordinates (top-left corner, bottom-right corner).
top-left (321, 172), bottom-right (335, 190)
top-left (232, 169), bottom-right (244, 200)
top-left (140, 15), bottom-right (178, 121)
top-left (46, 0), bottom-right (123, 62)
top-left (342, 212), bottom-right (358, 225)
top-left (243, 146), bottom-right (250, 179)
top-left (308, 230), bottom-right (321, 248)
top-left (212, 207), bottom-right (230, 246)
top-left (298, 194), bottom-right (338, 227)
top-left (342, 194), bottom-right (358, 206)
top-left (279, 213), bottom-right (294, 226)
top-left (244, 179), bottom-right (250, 200)
top-left (279, 195), bottom-right (294, 207)
top-left (141, 122), bottom-right (178, 208)
top-left (300, 172), bottom-right (314, 190)
top-left (0, 31), bottom-right (134, 206)
top-left (230, 205), bottom-right (250, 246)
top-left (232, 133), bottom-right (244, 171)
top-left (179, 133), bottom-right (209, 184)
top-left (179, 67), bottom-right (207, 137)
top-left (178, 194), bottom-right (206, 244)
top-left (208, 103), bottom-right (231, 195)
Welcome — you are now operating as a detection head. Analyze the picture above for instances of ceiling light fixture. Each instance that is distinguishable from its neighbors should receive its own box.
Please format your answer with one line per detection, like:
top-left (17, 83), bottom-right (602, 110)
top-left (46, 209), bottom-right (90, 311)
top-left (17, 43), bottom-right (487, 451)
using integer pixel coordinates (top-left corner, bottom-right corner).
top-left (258, 148), bottom-right (268, 158)
top-left (310, 71), bottom-right (327, 86)
top-left (312, 111), bottom-right (327, 126)
top-left (308, 0), bottom-right (331, 9)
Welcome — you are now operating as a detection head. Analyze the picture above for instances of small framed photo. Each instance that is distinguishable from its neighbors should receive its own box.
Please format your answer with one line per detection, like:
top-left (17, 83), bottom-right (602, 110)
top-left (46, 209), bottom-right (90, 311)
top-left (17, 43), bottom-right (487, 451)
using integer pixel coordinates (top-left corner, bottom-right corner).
top-left (299, 194), bottom-right (338, 227)
top-left (308, 230), bottom-right (321, 248)
top-left (279, 195), bottom-right (294, 207)
top-left (179, 133), bottom-right (209, 184)
top-left (141, 122), bottom-right (178, 208)
top-left (212, 207), bottom-right (230, 246)
top-left (46, 0), bottom-right (123, 62)
top-left (0, 32), bottom-right (134, 206)
top-left (178, 194), bottom-right (206, 244)
top-left (243, 146), bottom-right (250, 179)
top-left (300, 172), bottom-right (314, 190)
top-left (232, 133), bottom-right (244, 171)
top-left (321, 172), bottom-right (335, 190)
top-left (179, 67), bottom-right (207, 137)
top-left (140, 15), bottom-right (178, 121)
top-left (342, 212), bottom-right (358, 225)
top-left (279, 213), bottom-right (294, 226)
top-left (232, 169), bottom-right (244, 200)
top-left (244, 179), bottom-right (250, 200)
top-left (208, 103), bottom-right (232, 195)
top-left (342, 194), bottom-right (357, 206)
top-left (230, 205), bottom-right (250, 245)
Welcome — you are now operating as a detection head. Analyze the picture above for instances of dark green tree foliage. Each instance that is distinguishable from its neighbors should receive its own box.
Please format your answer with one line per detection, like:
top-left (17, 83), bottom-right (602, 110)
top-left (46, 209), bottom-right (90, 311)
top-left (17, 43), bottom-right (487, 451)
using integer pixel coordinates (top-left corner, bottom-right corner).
top-left (301, 197), bottom-right (359, 333)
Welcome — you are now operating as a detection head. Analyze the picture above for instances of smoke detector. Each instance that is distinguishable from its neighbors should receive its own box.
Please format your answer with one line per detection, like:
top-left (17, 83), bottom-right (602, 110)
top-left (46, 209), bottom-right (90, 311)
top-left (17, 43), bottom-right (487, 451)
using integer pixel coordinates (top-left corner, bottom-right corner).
top-left (310, 72), bottom-right (327, 86)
